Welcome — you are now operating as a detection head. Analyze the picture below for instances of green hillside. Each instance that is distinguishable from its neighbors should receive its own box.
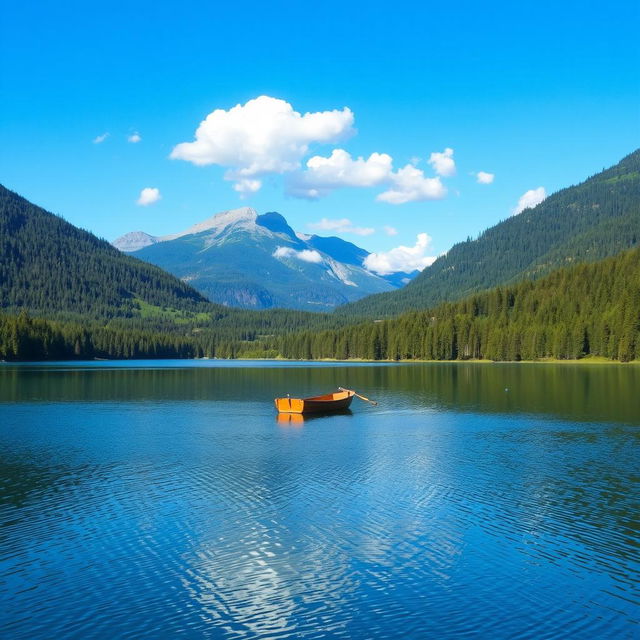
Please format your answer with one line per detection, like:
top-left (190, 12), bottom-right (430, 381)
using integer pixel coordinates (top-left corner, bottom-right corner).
top-left (279, 247), bottom-right (640, 362)
top-left (337, 149), bottom-right (640, 317)
top-left (0, 185), bottom-right (209, 316)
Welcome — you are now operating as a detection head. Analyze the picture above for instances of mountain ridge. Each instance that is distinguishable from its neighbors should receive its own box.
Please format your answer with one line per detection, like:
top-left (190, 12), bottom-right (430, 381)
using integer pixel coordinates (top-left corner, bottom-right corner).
top-left (336, 149), bottom-right (640, 317)
top-left (113, 206), bottom-right (264, 251)
top-left (114, 207), bottom-right (416, 311)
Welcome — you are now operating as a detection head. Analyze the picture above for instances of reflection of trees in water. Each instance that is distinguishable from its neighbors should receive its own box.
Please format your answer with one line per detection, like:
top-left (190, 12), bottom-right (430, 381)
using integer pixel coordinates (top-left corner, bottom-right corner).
top-left (1, 363), bottom-right (637, 424)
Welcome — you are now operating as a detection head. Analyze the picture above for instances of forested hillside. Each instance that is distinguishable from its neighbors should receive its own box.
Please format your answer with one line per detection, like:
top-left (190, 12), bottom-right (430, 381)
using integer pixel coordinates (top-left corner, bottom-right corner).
top-left (278, 247), bottom-right (640, 362)
top-left (2, 248), bottom-right (639, 362)
top-left (337, 149), bottom-right (640, 317)
top-left (0, 185), bottom-right (209, 316)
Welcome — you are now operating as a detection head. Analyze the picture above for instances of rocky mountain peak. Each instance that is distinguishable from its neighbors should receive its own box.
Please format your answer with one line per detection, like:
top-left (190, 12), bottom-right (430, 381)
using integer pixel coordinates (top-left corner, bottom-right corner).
top-left (112, 231), bottom-right (158, 252)
top-left (163, 207), bottom-right (258, 241)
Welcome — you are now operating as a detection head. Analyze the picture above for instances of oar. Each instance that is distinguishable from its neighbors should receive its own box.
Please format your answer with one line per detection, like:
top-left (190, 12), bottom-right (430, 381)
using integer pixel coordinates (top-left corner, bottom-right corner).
top-left (339, 387), bottom-right (378, 406)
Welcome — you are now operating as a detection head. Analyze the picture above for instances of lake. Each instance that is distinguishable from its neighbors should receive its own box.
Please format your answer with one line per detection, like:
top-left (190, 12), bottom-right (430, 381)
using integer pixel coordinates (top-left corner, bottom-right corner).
top-left (1, 361), bottom-right (638, 639)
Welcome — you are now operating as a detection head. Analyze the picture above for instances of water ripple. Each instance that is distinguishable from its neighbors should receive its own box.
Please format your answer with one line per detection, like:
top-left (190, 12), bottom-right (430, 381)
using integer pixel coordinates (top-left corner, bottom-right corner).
top-left (1, 364), bottom-right (638, 639)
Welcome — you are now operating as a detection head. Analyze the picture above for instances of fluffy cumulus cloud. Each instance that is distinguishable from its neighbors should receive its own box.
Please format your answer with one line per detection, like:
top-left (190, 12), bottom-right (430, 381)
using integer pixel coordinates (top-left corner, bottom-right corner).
top-left (512, 186), bottom-right (547, 215)
top-left (307, 217), bottom-right (375, 236)
top-left (273, 246), bottom-right (323, 263)
top-left (128, 132), bottom-right (141, 143)
top-left (288, 149), bottom-right (393, 198)
top-left (136, 187), bottom-right (161, 206)
top-left (428, 148), bottom-right (456, 177)
top-left (170, 96), bottom-right (354, 192)
top-left (364, 233), bottom-right (437, 275)
top-left (170, 95), bottom-right (458, 205)
top-left (377, 165), bottom-right (447, 204)
top-left (93, 132), bottom-right (109, 144)
top-left (290, 149), bottom-right (448, 204)
top-left (476, 171), bottom-right (494, 184)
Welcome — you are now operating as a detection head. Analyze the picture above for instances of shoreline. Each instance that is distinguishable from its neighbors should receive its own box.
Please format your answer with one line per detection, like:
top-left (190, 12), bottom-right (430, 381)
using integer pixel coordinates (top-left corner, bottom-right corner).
top-left (268, 357), bottom-right (640, 365)
top-left (2, 356), bottom-right (638, 366)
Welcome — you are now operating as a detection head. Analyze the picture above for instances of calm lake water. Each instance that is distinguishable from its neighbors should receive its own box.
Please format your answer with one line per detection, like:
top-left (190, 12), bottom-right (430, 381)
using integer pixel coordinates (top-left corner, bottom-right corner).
top-left (1, 361), bottom-right (638, 639)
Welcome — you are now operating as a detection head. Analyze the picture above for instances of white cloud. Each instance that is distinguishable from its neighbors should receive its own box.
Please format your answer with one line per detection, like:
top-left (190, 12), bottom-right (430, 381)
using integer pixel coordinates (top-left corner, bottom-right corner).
top-left (307, 217), bottom-right (375, 236)
top-left (233, 178), bottom-right (262, 195)
top-left (377, 165), bottom-right (447, 204)
top-left (170, 96), bottom-right (354, 193)
top-left (428, 148), bottom-right (456, 177)
top-left (476, 171), bottom-right (494, 184)
top-left (384, 225), bottom-right (398, 236)
top-left (273, 246), bottom-right (323, 263)
top-left (136, 187), bottom-right (161, 206)
top-left (128, 132), bottom-right (141, 143)
top-left (364, 233), bottom-right (437, 275)
top-left (288, 149), bottom-right (392, 198)
top-left (512, 186), bottom-right (546, 215)
top-left (93, 132), bottom-right (109, 144)
top-left (289, 149), bottom-right (448, 205)
top-left (170, 96), bottom-right (456, 206)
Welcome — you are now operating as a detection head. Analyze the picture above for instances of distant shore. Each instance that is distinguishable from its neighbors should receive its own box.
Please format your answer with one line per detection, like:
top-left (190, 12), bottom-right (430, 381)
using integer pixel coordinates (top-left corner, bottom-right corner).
top-left (2, 356), bottom-right (638, 365)
top-left (249, 356), bottom-right (640, 365)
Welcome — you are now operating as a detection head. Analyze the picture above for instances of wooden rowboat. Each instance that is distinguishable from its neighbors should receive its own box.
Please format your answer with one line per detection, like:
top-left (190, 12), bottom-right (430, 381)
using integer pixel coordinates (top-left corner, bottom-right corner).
top-left (275, 389), bottom-right (355, 414)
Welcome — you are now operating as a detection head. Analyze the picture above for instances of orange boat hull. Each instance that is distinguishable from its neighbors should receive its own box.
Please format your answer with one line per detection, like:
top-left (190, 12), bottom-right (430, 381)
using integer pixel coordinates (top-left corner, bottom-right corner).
top-left (275, 390), bottom-right (355, 414)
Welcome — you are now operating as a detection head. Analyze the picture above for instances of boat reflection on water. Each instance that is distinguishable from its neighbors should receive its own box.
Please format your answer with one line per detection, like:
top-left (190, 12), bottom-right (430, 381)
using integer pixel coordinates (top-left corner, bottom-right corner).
top-left (276, 413), bottom-right (305, 427)
top-left (276, 409), bottom-right (353, 426)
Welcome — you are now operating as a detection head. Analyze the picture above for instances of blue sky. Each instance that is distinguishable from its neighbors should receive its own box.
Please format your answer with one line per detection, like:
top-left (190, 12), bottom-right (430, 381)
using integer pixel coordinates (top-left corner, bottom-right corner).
top-left (1, 0), bottom-right (638, 270)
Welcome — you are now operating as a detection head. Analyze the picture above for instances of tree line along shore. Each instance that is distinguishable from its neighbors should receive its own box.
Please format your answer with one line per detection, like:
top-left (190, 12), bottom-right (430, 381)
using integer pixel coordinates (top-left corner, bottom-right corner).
top-left (2, 246), bottom-right (638, 363)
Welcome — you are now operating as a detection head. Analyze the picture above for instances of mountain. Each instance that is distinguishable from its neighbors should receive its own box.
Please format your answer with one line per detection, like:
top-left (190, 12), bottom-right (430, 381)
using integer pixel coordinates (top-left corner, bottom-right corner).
top-left (0, 184), bottom-right (210, 317)
top-left (114, 208), bottom-right (414, 311)
top-left (112, 231), bottom-right (158, 252)
top-left (337, 149), bottom-right (640, 317)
